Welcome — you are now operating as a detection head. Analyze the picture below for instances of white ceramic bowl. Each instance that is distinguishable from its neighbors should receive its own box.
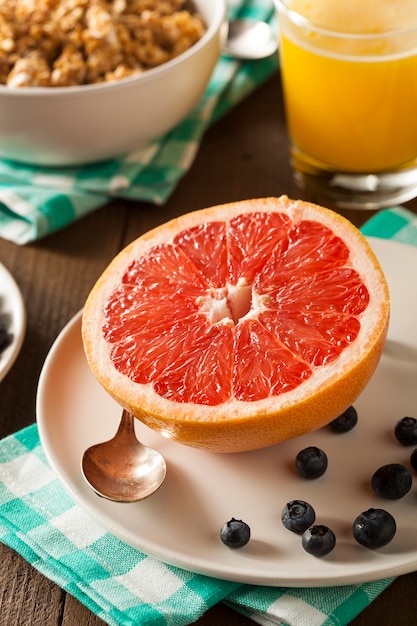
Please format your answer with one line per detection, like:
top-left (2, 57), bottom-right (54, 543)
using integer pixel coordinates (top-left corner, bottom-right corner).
top-left (0, 0), bottom-right (226, 166)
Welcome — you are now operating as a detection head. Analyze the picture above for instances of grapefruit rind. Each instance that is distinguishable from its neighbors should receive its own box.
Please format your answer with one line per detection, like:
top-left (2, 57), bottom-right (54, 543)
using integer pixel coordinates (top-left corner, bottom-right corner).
top-left (82, 196), bottom-right (390, 453)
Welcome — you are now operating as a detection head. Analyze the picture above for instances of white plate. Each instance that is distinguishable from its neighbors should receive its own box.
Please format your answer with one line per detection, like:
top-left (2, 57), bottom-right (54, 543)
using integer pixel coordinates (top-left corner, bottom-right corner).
top-left (0, 261), bottom-right (26, 383)
top-left (37, 237), bottom-right (417, 587)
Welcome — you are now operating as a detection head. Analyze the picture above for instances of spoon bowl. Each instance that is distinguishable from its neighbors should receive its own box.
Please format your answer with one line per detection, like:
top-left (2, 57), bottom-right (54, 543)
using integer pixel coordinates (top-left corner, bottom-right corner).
top-left (81, 409), bottom-right (166, 502)
top-left (223, 19), bottom-right (278, 60)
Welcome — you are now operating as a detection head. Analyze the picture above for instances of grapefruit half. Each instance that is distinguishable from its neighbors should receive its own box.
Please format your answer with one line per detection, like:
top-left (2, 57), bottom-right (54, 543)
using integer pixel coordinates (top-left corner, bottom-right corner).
top-left (82, 196), bottom-right (390, 453)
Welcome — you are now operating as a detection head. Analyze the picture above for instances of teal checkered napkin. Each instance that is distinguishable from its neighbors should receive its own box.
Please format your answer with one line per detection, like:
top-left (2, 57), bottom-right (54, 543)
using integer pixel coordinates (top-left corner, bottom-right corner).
top-left (360, 205), bottom-right (417, 243)
top-left (0, 208), bottom-right (416, 626)
top-left (0, 1), bottom-right (278, 245)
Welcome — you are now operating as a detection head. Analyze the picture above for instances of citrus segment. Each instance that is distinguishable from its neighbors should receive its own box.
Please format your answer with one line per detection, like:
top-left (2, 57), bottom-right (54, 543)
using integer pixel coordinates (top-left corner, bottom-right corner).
top-left (233, 319), bottom-right (312, 400)
top-left (82, 196), bottom-right (390, 452)
top-left (173, 221), bottom-right (228, 287)
top-left (226, 211), bottom-right (291, 283)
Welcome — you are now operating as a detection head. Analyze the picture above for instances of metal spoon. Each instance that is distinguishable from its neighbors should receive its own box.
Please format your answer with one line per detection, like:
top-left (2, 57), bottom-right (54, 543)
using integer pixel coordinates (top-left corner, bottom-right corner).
top-left (81, 409), bottom-right (166, 502)
top-left (223, 19), bottom-right (278, 60)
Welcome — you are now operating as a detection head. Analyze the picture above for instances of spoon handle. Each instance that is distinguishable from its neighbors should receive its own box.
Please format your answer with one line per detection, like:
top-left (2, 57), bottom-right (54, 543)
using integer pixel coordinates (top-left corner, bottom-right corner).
top-left (116, 409), bottom-right (136, 437)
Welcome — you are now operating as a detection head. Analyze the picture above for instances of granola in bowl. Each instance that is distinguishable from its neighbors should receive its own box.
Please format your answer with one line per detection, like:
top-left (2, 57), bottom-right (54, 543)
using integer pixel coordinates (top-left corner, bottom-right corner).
top-left (0, 0), bottom-right (224, 165)
top-left (0, 0), bottom-right (207, 87)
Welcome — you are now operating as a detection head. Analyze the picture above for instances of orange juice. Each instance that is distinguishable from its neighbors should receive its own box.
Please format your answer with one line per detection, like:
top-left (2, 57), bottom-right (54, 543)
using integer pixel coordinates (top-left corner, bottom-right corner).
top-left (278, 0), bottom-right (417, 173)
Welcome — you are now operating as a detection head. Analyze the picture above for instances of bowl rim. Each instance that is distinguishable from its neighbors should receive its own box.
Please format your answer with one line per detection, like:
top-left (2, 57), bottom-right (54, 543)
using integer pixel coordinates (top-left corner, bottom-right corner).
top-left (0, 0), bottom-right (226, 97)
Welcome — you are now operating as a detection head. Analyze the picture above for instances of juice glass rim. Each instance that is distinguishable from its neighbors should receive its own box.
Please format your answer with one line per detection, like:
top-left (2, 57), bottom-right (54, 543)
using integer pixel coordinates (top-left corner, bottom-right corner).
top-left (274, 0), bottom-right (417, 41)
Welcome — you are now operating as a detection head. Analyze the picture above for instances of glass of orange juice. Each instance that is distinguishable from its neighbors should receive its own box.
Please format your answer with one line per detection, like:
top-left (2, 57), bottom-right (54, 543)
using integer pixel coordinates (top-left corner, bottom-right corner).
top-left (274, 0), bottom-right (417, 209)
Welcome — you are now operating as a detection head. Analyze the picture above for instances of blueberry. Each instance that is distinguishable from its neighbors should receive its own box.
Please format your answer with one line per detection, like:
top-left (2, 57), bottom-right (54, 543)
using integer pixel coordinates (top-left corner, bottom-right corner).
top-left (352, 508), bottom-right (396, 549)
top-left (281, 500), bottom-right (316, 534)
top-left (302, 525), bottom-right (336, 557)
top-left (371, 463), bottom-right (412, 499)
top-left (410, 448), bottom-right (417, 472)
top-left (220, 518), bottom-right (250, 548)
top-left (328, 405), bottom-right (358, 433)
top-left (0, 322), bottom-right (11, 352)
top-left (394, 417), bottom-right (417, 446)
top-left (295, 446), bottom-right (328, 479)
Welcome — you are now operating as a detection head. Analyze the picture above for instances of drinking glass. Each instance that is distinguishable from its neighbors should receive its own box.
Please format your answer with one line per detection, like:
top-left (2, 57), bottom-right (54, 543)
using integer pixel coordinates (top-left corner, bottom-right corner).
top-left (275, 0), bottom-right (417, 209)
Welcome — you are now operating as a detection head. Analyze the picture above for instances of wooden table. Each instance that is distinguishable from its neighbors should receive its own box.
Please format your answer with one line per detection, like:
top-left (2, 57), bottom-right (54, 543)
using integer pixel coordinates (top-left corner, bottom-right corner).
top-left (1, 71), bottom-right (416, 625)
